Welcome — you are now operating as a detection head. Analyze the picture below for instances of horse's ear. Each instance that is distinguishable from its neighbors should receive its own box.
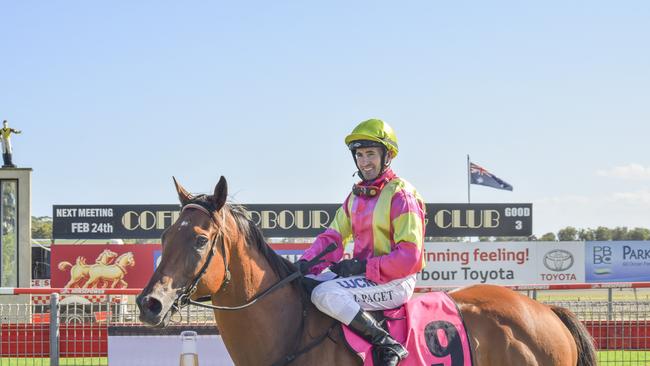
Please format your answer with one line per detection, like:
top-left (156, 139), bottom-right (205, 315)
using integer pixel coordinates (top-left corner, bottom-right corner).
top-left (173, 176), bottom-right (193, 206)
top-left (212, 176), bottom-right (228, 211)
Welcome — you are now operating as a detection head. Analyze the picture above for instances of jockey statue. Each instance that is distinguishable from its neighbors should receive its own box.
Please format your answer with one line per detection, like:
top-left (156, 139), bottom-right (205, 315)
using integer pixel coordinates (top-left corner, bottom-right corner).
top-left (295, 119), bottom-right (426, 366)
top-left (1, 120), bottom-right (21, 168)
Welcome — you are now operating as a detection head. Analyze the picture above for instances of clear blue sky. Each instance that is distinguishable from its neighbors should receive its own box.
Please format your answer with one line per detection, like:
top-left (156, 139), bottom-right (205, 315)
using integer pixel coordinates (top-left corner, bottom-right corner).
top-left (2, 1), bottom-right (648, 236)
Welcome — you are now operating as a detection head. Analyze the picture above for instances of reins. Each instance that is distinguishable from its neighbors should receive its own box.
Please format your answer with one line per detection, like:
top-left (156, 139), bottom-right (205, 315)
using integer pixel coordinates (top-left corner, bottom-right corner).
top-left (173, 203), bottom-right (336, 312)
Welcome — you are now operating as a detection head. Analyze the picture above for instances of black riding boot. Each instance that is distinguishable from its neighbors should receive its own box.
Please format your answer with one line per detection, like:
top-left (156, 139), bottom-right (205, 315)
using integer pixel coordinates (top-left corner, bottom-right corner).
top-left (348, 310), bottom-right (408, 366)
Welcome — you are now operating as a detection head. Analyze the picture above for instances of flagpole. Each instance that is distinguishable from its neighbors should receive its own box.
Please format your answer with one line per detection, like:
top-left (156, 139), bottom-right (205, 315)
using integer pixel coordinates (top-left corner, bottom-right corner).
top-left (467, 154), bottom-right (471, 204)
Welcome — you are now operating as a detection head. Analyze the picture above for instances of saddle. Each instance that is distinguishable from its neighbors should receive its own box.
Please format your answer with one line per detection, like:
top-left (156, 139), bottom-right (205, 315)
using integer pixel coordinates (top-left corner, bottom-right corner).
top-left (340, 292), bottom-right (474, 366)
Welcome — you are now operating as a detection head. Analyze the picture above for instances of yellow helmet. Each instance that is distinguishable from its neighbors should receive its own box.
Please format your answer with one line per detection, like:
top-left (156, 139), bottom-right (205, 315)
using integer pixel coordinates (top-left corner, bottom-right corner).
top-left (344, 119), bottom-right (399, 158)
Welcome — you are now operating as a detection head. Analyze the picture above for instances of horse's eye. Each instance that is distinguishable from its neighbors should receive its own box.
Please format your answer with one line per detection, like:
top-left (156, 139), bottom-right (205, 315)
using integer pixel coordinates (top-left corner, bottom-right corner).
top-left (196, 236), bottom-right (209, 247)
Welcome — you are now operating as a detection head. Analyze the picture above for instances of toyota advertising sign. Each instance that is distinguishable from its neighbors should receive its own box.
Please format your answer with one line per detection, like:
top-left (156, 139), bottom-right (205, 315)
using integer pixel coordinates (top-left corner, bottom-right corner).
top-left (417, 241), bottom-right (584, 287)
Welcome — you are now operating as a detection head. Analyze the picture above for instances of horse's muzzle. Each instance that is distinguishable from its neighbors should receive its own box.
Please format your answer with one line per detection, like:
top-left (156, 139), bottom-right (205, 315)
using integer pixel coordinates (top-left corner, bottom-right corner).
top-left (137, 293), bottom-right (169, 327)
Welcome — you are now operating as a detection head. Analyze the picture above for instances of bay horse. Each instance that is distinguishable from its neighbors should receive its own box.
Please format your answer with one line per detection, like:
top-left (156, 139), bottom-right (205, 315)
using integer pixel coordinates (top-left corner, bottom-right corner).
top-left (137, 177), bottom-right (597, 366)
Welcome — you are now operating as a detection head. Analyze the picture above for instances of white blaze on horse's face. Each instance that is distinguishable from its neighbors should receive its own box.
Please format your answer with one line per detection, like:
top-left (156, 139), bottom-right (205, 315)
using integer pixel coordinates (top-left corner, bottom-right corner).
top-left (179, 220), bottom-right (189, 229)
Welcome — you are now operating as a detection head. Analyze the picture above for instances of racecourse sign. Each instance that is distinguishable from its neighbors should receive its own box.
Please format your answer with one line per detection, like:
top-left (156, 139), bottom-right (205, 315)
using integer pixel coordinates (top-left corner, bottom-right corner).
top-left (425, 203), bottom-right (532, 237)
top-left (52, 203), bottom-right (532, 239)
top-left (417, 241), bottom-right (585, 287)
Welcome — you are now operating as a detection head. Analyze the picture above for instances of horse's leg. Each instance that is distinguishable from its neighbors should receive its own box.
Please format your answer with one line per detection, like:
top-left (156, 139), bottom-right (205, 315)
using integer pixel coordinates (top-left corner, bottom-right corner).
top-left (293, 325), bottom-right (362, 366)
top-left (83, 277), bottom-right (97, 288)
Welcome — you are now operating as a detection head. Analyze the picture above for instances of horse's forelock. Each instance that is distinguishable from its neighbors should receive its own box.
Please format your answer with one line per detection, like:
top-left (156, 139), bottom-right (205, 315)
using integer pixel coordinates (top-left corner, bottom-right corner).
top-left (188, 194), bottom-right (218, 213)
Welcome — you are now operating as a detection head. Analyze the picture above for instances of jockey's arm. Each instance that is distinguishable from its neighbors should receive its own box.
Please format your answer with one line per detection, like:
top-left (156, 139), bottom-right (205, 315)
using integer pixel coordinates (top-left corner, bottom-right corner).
top-left (366, 190), bottom-right (425, 284)
top-left (300, 198), bottom-right (352, 275)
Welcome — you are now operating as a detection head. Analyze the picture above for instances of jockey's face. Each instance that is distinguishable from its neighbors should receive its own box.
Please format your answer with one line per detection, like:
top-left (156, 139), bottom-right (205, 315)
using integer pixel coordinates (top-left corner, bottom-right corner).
top-left (355, 146), bottom-right (387, 181)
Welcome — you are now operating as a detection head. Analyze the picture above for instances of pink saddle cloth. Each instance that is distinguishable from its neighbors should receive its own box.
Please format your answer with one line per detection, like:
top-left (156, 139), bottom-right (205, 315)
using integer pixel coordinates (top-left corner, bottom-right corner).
top-left (342, 292), bottom-right (473, 366)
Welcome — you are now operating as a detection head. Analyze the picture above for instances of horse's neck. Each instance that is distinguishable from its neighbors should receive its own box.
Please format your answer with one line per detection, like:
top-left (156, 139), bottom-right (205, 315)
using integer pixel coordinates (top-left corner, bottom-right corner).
top-left (213, 239), bottom-right (305, 365)
top-left (213, 237), bottom-right (359, 366)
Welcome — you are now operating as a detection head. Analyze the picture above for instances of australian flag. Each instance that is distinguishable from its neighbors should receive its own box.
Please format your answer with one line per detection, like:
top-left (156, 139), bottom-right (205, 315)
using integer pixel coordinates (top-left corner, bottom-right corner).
top-left (470, 162), bottom-right (513, 191)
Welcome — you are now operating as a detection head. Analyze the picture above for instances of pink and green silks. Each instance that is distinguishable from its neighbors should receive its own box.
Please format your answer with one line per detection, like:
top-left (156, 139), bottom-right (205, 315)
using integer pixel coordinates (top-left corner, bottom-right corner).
top-left (300, 169), bottom-right (426, 284)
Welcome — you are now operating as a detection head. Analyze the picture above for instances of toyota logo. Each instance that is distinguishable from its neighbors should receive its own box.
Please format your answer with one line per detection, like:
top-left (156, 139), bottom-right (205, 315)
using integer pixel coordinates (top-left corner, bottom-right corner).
top-left (543, 250), bottom-right (574, 272)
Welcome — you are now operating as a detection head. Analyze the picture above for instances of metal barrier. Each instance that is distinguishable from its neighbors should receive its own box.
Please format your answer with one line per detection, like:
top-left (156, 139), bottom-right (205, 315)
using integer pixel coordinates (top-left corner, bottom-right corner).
top-left (1, 289), bottom-right (216, 365)
top-left (2, 287), bottom-right (650, 365)
top-left (542, 300), bottom-right (650, 365)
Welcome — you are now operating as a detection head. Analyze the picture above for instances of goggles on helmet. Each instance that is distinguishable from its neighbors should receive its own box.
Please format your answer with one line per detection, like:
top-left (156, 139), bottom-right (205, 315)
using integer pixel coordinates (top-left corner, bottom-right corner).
top-left (347, 139), bottom-right (385, 151)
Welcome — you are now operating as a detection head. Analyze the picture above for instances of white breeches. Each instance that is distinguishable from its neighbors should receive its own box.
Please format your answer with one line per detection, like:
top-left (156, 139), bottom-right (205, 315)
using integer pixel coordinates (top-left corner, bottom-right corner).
top-left (309, 272), bottom-right (417, 325)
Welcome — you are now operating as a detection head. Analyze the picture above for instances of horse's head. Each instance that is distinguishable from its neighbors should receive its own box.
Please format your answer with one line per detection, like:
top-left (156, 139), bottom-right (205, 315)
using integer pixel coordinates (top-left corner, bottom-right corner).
top-left (137, 176), bottom-right (229, 327)
top-left (97, 249), bottom-right (118, 264)
top-left (117, 252), bottom-right (135, 267)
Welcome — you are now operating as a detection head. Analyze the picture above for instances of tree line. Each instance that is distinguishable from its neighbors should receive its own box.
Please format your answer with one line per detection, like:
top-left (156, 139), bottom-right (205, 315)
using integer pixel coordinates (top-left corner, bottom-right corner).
top-left (474, 226), bottom-right (650, 242)
top-left (537, 226), bottom-right (650, 242)
top-left (32, 216), bottom-right (52, 239)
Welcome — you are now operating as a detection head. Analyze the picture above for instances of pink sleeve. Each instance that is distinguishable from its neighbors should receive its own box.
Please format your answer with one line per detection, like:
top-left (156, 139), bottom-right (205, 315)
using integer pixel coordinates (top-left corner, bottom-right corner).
top-left (365, 242), bottom-right (422, 283)
top-left (299, 229), bottom-right (344, 275)
top-left (299, 198), bottom-right (352, 274)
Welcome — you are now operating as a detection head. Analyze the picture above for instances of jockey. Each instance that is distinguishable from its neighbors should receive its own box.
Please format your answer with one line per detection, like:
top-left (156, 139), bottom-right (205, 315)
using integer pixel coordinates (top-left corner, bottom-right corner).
top-left (295, 119), bottom-right (426, 366)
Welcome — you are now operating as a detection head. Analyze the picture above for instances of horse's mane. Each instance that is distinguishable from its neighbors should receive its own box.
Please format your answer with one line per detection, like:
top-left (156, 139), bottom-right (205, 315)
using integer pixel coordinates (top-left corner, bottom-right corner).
top-left (230, 204), bottom-right (299, 279)
top-left (188, 195), bottom-right (297, 282)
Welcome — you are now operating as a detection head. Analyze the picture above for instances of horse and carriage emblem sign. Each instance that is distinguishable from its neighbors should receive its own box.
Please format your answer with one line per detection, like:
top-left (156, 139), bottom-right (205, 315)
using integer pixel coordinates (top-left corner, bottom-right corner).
top-left (58, 249), bottom-right (136, 288)
top-left (52, 244), bottom-right (159, 289)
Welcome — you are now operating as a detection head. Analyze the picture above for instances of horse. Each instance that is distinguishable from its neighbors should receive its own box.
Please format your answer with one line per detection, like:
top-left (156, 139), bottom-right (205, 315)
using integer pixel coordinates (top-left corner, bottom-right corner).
top-left (83, 252), bottom-right (135, 288)
top-left (59, 249), bottom-right (119, 288)
top-left (137, 177), bottom-right (597, 366)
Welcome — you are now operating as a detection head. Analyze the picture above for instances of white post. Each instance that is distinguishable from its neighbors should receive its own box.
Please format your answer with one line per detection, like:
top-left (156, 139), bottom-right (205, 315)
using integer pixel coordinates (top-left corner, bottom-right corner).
top-left (50, 293), bottom-right (60, 366)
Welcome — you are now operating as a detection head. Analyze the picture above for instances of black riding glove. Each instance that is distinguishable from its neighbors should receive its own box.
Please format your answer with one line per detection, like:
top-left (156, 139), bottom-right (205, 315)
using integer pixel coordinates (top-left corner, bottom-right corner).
top-left (300, 276), bottom-right (322, 295)
top-left (329, 259), bottom-right (367, 277)
top-left (294, 259), bottom-right (311, 275)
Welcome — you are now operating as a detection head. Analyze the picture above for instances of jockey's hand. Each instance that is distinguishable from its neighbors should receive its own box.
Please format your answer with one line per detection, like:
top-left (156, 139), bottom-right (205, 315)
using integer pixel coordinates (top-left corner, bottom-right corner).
top-left (300, 276), bottom-right (322, 295)
top-left (294, 259), bottom-right (311, 275)
top-left (329, 259), bottom-right (367, 277)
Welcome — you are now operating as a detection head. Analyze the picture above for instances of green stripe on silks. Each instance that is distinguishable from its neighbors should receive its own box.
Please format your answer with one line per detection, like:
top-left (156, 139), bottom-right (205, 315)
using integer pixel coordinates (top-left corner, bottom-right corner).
top-left (372, 180), bottom-right (401, 256)
top-left (330, 205), bottom-right (353, 249)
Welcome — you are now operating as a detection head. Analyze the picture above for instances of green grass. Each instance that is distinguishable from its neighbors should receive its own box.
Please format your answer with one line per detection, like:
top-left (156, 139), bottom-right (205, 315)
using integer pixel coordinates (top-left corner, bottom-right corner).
top-left (598, 350), bottom-right (650, 364)
top-left (0, 358), bottom-right (107, 366)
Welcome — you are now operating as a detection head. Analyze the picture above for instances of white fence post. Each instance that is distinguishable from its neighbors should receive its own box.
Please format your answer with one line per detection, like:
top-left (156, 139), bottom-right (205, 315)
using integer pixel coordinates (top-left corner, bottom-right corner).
top-left (50, 292), bottom-right (60, 366)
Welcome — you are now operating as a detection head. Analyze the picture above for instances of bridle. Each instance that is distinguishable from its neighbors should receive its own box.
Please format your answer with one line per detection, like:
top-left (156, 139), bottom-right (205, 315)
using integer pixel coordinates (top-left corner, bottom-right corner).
top-left (171, 203), bottom-right (229, 311)
top-left (168, 203), bottom-right (338, 366)
top-left (171, 203), bottom-right (305, 312)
